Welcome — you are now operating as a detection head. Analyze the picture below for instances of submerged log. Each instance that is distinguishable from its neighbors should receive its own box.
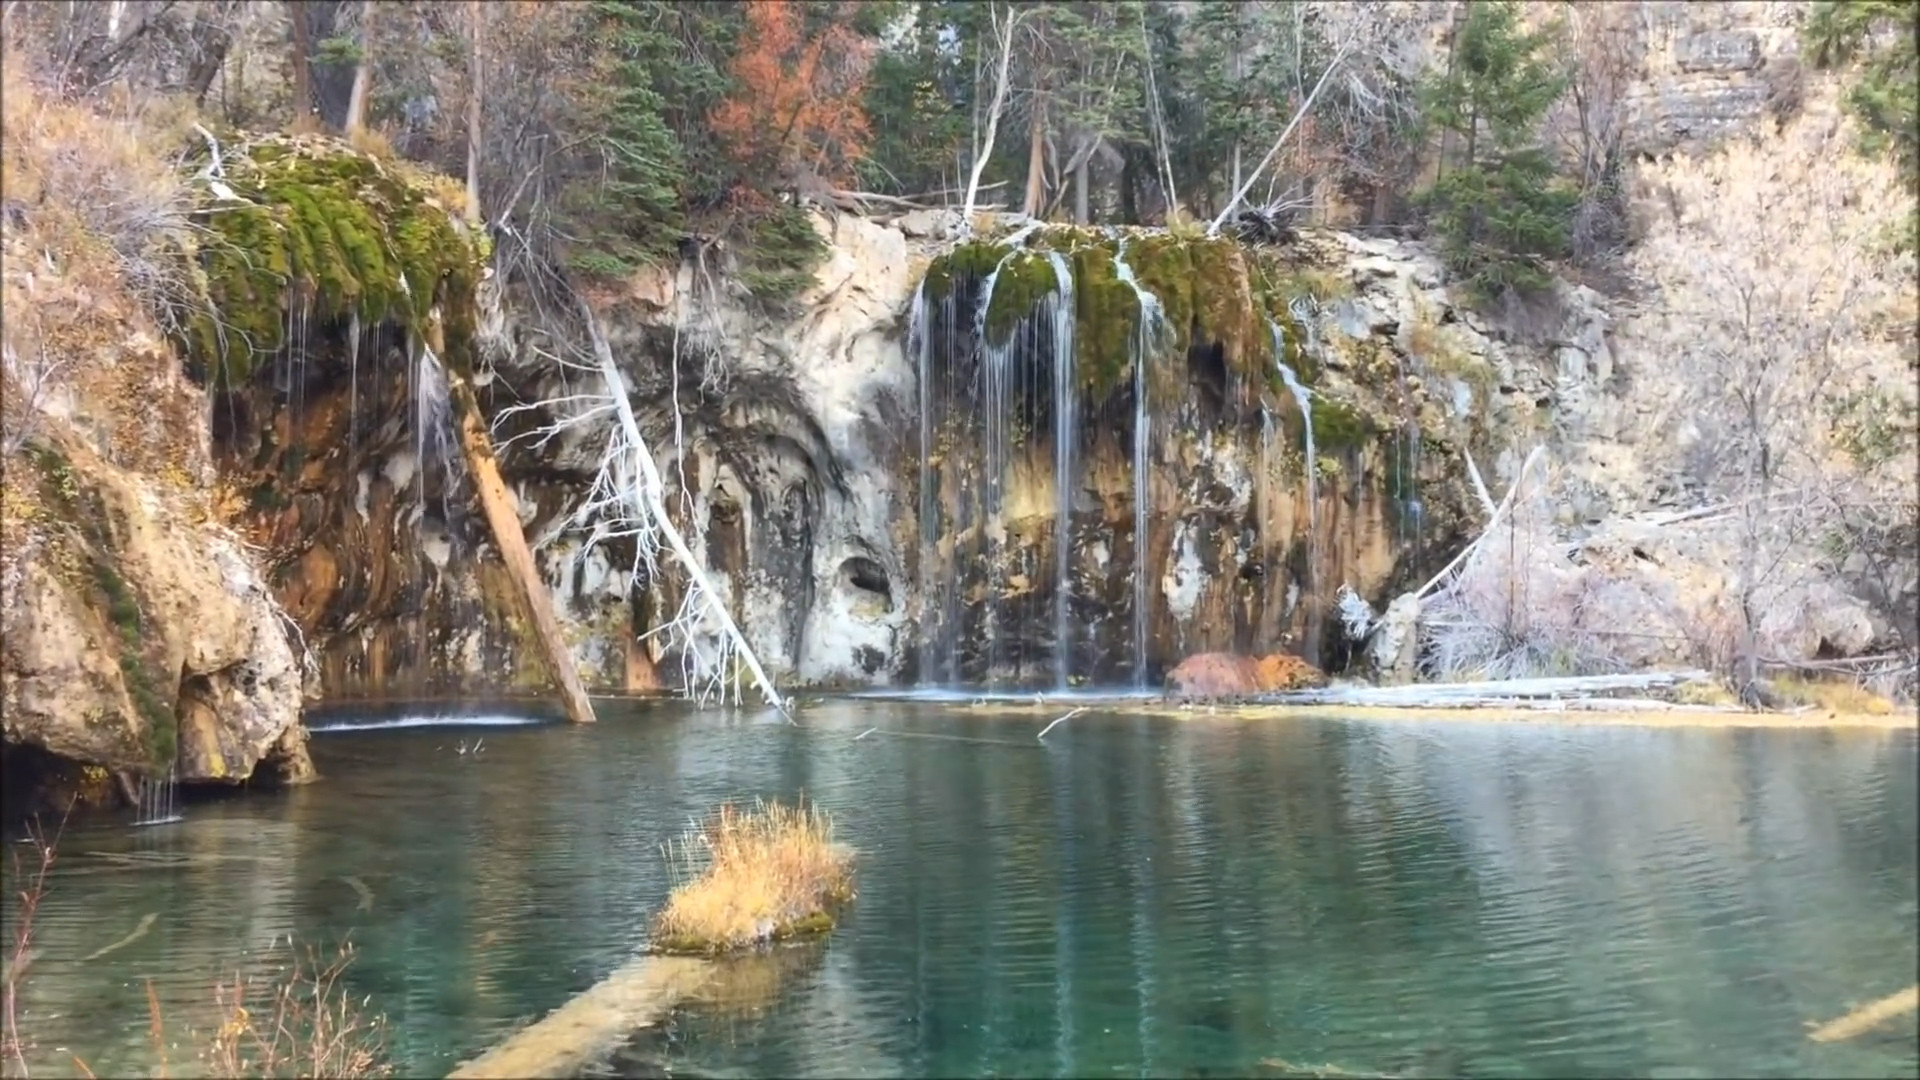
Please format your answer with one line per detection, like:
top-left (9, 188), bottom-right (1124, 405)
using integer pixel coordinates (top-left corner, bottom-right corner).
top-left (448, 955), bottom-right (716, 1079)
top-left (446, 367), bottom-right (598, 725)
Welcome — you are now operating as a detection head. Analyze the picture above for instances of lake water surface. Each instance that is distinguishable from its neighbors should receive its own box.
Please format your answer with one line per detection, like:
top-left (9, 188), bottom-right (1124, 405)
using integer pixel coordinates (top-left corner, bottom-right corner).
top-left (6, 700), bottom-right (1917, 1078)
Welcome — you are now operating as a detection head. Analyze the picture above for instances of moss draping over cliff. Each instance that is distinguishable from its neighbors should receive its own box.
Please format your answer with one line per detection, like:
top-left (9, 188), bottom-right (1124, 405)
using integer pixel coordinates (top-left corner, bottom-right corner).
top-left (919, 226), bottom-right (1373, 449)
top-left (182, 135), bottom-right (484, 386)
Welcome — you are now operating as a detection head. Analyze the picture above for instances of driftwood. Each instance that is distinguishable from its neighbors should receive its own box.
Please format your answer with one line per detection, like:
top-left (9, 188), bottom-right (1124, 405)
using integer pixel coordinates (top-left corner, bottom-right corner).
top-left (1257, 670), bottom-right (1715, 709)
top-left (578, 303), bottom-right (787, 713)
top-left (1807, 984), bottom-right (1919, 1043)
top-left (1417, 444), bottom-right (1547, 600)
top-left (446, 353), bottom-right (598, 726)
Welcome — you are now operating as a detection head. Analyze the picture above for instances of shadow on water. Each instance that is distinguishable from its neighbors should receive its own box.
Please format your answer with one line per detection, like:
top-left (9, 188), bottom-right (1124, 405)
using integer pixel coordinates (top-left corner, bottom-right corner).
top-left (3, 700), bottom-right (1915, 1079)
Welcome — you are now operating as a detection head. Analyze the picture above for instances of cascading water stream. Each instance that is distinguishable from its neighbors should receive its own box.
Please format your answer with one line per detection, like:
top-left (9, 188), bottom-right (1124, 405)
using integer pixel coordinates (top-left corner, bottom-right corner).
top-left (1110, 243), bottom-right (1165, 689)
top-left (1268, 320), bottom-right (1318, 539)
top-left (131, 767), bottom-right (181, 827)
top-left (1044, 249), bottom-right (1076, 691)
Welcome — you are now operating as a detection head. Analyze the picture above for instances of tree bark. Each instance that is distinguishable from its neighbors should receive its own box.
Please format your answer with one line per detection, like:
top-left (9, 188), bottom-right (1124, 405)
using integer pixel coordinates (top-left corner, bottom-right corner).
top-left (344, 0), bottom-right (376, 135)
top-left (288, 0), bottom-right (314, 122)
top-left (1023, 94), bottom-right (1046, 217)
top-left (1072, 149), bottom-right (1090, 224)
top-left (464, 0), bottom-right (483, 225)
top-left (445, 370), bottom-right (599, 725)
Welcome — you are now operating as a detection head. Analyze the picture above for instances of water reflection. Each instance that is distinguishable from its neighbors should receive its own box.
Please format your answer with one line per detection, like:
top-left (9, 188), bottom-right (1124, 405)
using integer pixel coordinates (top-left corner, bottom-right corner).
top-left (4, 705), bottom-right (1914, 1079)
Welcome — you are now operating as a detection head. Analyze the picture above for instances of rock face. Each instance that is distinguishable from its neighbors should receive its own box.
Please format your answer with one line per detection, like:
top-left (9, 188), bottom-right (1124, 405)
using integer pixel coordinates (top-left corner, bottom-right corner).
top-left (1, 415), bottom-right (310, 786)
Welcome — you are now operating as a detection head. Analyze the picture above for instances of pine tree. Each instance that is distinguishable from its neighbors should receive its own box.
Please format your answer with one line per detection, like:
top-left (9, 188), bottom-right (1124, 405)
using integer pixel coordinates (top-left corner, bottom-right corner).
top-left (1421, 0), bottom-right (1575, 301)
top-left (1805, 0), bottom-right (1919, 185)
top-left (562, 1), bottom-right (691, 278)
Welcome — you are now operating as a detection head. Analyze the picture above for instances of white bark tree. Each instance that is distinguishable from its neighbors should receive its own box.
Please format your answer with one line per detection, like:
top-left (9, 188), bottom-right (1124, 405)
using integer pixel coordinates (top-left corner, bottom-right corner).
top-left (1629, 110), bottom-right (1917, 695)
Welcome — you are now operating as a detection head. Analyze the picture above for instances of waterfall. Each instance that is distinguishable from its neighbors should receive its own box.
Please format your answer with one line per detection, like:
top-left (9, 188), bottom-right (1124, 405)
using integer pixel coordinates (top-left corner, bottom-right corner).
top-left (131, 767), bottom-right (181, 827)
top-left (1269, 320), bottom-right (1318, 539)
top-left (347, 309), bottom-right (362, 461)
top-left (1045, 249), bottom-right (1076, 691)
top-left (1270, 316), bottom-right (1323, 667)
top-left (973, 246), bottom-right (1020, 683)
top-left (1111, 243), bottom-right (1165, 690)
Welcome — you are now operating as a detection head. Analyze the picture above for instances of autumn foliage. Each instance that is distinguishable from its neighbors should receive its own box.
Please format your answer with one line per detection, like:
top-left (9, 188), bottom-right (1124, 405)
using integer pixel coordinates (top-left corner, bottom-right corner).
top-left (708, 1), bottom-right (875, 191)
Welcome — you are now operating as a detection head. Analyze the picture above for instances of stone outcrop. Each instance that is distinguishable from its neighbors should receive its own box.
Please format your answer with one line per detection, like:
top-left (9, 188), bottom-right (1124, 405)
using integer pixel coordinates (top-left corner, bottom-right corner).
top-left (1, 391), bottom-right (311, 787)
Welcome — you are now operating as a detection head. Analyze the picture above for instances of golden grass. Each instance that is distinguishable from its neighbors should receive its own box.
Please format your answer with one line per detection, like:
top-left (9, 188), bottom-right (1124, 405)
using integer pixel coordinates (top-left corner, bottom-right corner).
top-left (1769, 674), bottom-right (1899, 716)
top-left (1, 46), bottom-right (209, 482)
top-left (650, 799), bottom-right (855, 956)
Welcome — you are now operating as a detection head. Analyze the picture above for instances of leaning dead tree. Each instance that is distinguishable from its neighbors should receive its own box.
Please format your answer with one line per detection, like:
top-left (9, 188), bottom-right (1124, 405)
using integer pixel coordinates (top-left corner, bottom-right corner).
top-left (492, 297), bottom-right (788, 714)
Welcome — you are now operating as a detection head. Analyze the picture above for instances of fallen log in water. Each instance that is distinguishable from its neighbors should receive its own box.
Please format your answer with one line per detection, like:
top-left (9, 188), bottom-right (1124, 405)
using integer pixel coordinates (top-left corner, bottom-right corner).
top-left (447, 955), bottom-right (716, 1079)
top-left (1256, 670), bottom-right (1715, 709)
top-left (1807, 984), bottom-right (1919, 1043)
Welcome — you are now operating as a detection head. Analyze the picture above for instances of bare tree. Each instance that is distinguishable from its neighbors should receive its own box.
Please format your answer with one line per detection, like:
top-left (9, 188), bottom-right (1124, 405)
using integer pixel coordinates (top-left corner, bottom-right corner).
top-left (959, 2), bottom-right (1021, 233)
top-left (463, 0), bottom-right (481, 226)
top-left (1629, 111), bottom-right (1917, 696)
top-left (343, 0), bottom-right (374, 134)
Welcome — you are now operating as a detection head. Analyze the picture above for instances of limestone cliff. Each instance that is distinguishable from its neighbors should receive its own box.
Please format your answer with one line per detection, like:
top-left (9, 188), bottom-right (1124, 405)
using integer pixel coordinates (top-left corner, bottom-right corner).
top-left (0, 235), bottom-right (312, 798)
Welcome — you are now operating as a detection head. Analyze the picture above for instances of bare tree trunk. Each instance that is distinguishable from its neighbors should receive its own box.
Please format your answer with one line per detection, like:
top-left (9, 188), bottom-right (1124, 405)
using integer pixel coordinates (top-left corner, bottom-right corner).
top-left (183, 1), bottom-right (241, 103)
top-left (288, 0), bottom-right (314, 123)
top-left (1072, 151), bottom-right (1090, 224)
top-left (344, 0), bottom-right (375, 135)
top-left (959, 3), bottom-right (1020, 234)
top-left (1208, 40), bottom-right (1352, 236)
top-left (445, 371), bottom-right (599, 726)
top-left (464, 0), bottom-right (482, 226)
top-left (1023, 93), bottom-right (1047, 217)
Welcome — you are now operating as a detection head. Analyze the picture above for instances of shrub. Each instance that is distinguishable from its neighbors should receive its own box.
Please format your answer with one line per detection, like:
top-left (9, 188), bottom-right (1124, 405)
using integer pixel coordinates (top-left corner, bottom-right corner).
top-left (651, 798), bottom-right (855, 956)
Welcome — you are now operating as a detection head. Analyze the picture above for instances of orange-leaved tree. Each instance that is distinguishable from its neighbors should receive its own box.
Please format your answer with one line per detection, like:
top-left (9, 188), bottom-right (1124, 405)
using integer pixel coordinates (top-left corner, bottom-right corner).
top-left (708, 0), bottom-right (875, 197)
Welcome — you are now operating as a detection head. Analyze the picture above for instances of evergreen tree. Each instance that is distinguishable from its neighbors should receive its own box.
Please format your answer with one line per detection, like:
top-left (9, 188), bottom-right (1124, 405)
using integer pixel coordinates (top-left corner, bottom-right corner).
top-left (561, 1), bottom-right (692, 278)
top-left (1805, 0), bottom-right (1919, 186)
top-left (1420, 0), bottom-right (1575, 301)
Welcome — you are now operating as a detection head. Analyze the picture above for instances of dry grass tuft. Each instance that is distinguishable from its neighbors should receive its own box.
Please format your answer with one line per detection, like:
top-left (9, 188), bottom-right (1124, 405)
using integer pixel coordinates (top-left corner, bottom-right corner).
top-left (650, 799), bottom-right (855, 956)
top-left (1, 47), bottom-right (211, 481)
top-left (1768, 674), bottom-right (1898, 716)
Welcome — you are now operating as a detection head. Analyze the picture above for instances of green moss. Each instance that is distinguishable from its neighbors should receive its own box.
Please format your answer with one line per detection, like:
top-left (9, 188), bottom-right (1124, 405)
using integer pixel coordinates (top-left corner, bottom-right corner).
top-left (1305, 395), bottom-right (1377, 452)
top-left (982, 250), bottom-right (1059, 345)
top-left (1069, 242), bottom-right (1139, 401)
top-left (186, 136), bottom-right (482, 387)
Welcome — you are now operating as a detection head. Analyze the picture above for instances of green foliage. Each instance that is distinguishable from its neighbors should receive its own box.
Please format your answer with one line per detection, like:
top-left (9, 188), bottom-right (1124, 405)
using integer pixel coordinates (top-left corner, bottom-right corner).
top-left (1829, 385), bottom-right (1919, 472)
top-left (562, 1), bottom-right (694, 278)
top-left (1420, 1), bottom-right (1576, 302)
top-left (1805, 1), bottom-right (1919, 187)
top-left (734, 202), bottom-right (831, 309)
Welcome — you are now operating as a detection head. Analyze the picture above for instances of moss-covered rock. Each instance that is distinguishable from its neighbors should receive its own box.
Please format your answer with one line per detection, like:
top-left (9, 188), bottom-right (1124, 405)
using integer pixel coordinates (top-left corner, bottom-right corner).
top-left (919, 228), bottom-right (1332, 412)
top-left (183, 134), bottom-right (483, 386)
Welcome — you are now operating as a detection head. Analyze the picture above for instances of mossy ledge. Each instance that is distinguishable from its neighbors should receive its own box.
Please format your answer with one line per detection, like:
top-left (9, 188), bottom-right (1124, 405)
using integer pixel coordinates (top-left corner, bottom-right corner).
top-left (918, 225), bottom-right (1371, 447)
top-left (180, 133), bottom-right (484, 386)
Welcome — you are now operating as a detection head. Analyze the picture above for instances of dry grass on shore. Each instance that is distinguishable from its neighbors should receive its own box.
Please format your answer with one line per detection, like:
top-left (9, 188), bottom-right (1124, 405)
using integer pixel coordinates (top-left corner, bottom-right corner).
top-left (650, 799), bottom-right (855, 956)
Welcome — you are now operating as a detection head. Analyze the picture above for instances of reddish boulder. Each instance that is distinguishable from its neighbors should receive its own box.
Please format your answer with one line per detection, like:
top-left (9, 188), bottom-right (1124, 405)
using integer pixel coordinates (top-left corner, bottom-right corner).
top-left (1165, 651), bottom-right (1328, 699)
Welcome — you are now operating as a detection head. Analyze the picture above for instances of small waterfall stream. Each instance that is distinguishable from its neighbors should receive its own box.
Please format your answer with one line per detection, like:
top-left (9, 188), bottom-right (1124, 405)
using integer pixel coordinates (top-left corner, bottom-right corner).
top-left (1111, 244), bottom-right (1165, 690)
top-left (131, 767), bottom-right (181, 827)
top-left (1044, 250), bottom-right (1077, 689)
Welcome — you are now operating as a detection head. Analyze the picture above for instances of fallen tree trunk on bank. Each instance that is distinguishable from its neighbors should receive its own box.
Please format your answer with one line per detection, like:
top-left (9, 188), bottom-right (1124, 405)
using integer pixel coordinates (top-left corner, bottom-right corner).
top-left (1254, 670), bottom-right (1716, 709)
top-left (443, 351), bottom-right (598, 726)
top-left (577, 303), bottom-right (788, 714)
